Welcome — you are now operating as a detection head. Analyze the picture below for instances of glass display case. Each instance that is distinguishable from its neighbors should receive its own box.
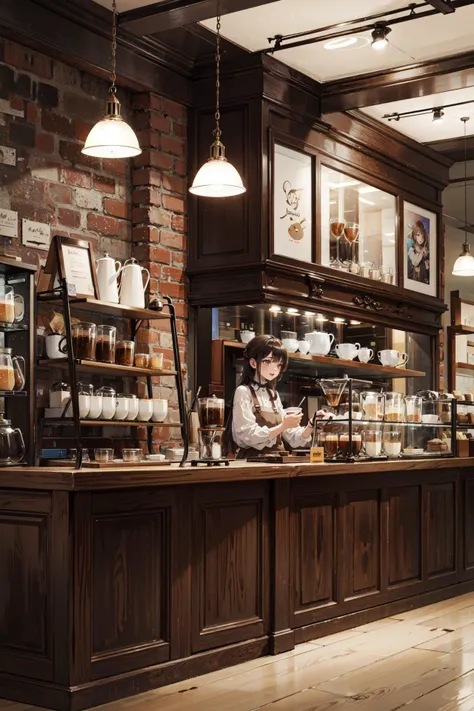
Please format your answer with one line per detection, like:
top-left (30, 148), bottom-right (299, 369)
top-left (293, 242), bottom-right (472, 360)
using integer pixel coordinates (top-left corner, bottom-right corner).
top-left (312, 378), bottom-right (456, 461)
top-left (320, 165), bottom-right (397, 282)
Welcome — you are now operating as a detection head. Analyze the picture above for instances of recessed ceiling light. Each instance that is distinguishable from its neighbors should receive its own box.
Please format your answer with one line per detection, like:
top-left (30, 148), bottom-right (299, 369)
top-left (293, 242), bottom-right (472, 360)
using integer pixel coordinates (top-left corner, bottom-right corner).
top-left (334, 317), bottom-right (345, 324)
top-left (350, 320), bottom-right (361, 325)
top-left (287, 308), bottom-right (299, 314)
top-left (315, 314), bottom-right (328, 322)
top-left (269, 305), bottom-right (281, 313)
top-left (323, 35), bottom-right (369, 51)
top-left (432, 108), bottom-right (444, 122)
top-left (304, 311), bottom-right (314, 317)
top-left (358, 186), bottom-right (379, 194)
top-left (359, 197), bottom-right (375, 206)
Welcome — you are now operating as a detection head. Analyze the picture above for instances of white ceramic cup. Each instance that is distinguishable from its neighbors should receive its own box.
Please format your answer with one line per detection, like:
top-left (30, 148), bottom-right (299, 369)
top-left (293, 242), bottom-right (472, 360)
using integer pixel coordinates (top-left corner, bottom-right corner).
top-left (101, 396), bottom-right (116, 420)
top-left (297, 340), bottom-right (310, 354)
top-left (114, 396), bottom-right (129, 420)
top-left (152, 398), bottom-right (168, 422)
top-left (358, 347), bottom-right (374, 363)
top-left (282, 338), bottom-right (298, 353)
top-left (378, 349), bottom-right (408, 367)
top-left (139, 399), bottom-right (153, 422)
top-left (126, 398), bottom-right (139, 421)
top-left (78, 393), bottom-right (90, 418)
top-left (335, 342), bottom-right (360, 361)
top-left (46, 334), bottom-right (67, 359)
top-left (88, 394), bottom-right (102, 419)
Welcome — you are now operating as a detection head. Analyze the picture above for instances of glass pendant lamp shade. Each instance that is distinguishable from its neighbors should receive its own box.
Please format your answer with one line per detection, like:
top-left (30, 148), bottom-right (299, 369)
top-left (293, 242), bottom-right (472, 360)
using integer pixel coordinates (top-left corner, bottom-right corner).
top-left (190, 140), bottom-right (245, 197)
top-left (82, 98), bottom-right (141, 158)
top-left (453, 244), bottom-right (474, 276)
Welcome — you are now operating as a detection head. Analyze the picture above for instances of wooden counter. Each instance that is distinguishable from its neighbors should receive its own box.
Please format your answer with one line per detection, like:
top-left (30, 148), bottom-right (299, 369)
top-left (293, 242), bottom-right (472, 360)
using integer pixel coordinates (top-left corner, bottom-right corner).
top-left (1, 458), bottom-right (474, 710)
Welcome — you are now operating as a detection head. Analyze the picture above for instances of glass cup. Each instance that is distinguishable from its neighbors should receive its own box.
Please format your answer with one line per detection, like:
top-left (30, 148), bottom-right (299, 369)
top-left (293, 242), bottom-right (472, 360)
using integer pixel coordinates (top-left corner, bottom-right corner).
top-left (96, 325), bottom-right (116, 364)
top-left (72, 322), bottom-right (97, 361)
top-left (125, 394), bottom-right (139, 421)
top-left (383, 430), bottom-right (402, 458)
top-left (324, 433), bottom-right (339, 458)
top-left (150, 353), bottom-right (164, 370)
top-left (139, 399), bottom-right (153, 422)
top-left (116, 340), bottom-right (135, 367)
top-left (363, 429), bottom-right (382, 457)
top-left (361, 391), bottom-right (384, 421)
top-left (381, 266), bottom-right (393, 284)
top-left (384, 392), bottom-right (404, 422)
top-left (0, 286), bottom-right (16, 324)
top-left (122, 448), bottom-right (143, 463)
top-left (339, 432), bottom-right (362, 458)
top-left (152, 398), bottom-right (168, 423)
top-left (97, 386), bottom-right (116, 420)
top-left (114, 394), bottom-right (129, 421)
top-left (88, 392), bottom-right (103, 419)
top-left (330, 218), bottom-right (346, 268)
top-left (135, 353), bottom-right (150, 369)
top-left (94, 448), bottom-right (114, 463)
top-left (405, 395), bottom-right (422, 423)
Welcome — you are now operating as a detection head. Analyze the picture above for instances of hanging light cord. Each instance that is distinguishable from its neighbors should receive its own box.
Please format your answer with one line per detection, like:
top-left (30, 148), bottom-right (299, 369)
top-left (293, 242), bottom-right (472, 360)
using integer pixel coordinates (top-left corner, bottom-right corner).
top-left (464, 117), bottom-right (468, 246)
top-left (214, 0), bottom-right (221, 143)
top-left (111, 0), bottom-right (117, 97)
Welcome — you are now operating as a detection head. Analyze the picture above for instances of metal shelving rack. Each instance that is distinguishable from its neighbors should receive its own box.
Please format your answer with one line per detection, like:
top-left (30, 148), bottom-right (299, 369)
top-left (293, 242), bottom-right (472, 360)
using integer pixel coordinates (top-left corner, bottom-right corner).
top-left (37, 285), bottom-right (188, 469)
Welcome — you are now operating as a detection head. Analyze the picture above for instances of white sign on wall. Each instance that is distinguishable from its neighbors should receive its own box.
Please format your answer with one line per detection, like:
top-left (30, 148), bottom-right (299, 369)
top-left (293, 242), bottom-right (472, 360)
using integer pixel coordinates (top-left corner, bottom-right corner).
top-left (0, 209), bottom-right (18, 239)
top-left (22, 219), bottom-right (51, 251)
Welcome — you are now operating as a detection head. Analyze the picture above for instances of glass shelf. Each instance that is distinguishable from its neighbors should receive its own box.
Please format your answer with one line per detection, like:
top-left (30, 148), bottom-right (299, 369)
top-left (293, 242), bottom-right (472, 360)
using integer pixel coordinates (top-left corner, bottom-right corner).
top-left (0, 390), bottom-right (28, 397)
top-left (316, 419), bottom-right (451, 427)
top-left (0, 321), bottom-right (28, 332)
top-left (43, 419), bottom-right (182, 427)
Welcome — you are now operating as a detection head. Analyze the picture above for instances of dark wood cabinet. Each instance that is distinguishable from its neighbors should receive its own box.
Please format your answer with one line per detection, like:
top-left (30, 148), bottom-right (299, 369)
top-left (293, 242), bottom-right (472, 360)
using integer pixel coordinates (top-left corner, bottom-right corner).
top-left (387, 485), bottom-right (422, 589)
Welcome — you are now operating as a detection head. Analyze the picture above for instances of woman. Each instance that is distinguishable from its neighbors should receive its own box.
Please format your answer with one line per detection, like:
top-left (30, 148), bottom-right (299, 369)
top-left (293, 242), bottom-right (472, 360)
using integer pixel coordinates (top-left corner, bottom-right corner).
top-left (224, 334), bottom-right (314, 458)
top-left (407, 220), bottom-right (430, 284)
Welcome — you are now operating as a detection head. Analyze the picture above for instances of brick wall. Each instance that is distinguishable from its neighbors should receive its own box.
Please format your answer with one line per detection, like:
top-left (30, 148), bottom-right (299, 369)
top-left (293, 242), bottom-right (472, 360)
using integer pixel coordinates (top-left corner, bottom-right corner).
top-left (0, 37), bottom-right (188, 448)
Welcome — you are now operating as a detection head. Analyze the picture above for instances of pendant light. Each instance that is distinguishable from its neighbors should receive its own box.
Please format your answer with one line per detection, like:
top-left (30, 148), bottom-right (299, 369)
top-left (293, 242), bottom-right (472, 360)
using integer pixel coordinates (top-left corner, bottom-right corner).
top-left (189, 0), bottom-right (246, 198)
top-left (452, 117), bottom-right (474, 277)
top-left (82, 0), bottom-right (141, 159)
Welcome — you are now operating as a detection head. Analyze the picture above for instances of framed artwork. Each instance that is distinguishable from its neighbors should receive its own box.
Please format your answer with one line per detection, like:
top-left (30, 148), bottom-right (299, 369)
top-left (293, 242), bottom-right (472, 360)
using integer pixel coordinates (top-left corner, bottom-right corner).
top-left (273, 143), bottom-right (312, 263)
top-left (38, 235), bottom-right (99, 299)
top-left (403, 202), bottom-right (437, 297)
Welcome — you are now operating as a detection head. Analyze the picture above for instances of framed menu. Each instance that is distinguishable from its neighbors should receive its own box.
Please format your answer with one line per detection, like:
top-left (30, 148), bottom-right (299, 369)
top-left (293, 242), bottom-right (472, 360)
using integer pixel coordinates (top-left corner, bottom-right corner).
top-left (39, 235), bottom-right (99, 299)
top-left (0, 209), bottom-right (18, 239)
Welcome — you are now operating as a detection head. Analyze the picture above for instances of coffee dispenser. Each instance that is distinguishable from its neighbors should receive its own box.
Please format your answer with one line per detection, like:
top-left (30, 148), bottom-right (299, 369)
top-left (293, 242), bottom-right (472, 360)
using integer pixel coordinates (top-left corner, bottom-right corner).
top-left (193, 394), bottom-right (229, 466)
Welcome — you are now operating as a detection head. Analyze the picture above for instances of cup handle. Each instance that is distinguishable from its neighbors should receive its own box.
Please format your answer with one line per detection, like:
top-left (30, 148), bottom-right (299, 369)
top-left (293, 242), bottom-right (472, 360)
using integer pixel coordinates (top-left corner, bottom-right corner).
top-left (115, 260), bottom-right (121, 273)
top-left (398, 353), bottom-right (409, 366)
top-left (368, 348), bottom-right (374, 360)
top-left (354, 343), bottom-right (360, 351)
top-left (142, 267), bottom-right (151, 293)
top-left (335, 344), bottom-right (340, 353)
top-left (377, 351), bottom-right (382, 361)
top-left (328, 334), bottom-right (335, 347)
top-left (58, 336), bottom-right (68, 354)
top-left (14, 294), bottom-right (24, 322)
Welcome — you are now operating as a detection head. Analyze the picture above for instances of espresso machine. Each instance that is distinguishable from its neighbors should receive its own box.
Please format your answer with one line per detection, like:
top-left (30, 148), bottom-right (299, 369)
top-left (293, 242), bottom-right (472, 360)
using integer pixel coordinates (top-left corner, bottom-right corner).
top-left (192, 395), bottom-right (229, 466)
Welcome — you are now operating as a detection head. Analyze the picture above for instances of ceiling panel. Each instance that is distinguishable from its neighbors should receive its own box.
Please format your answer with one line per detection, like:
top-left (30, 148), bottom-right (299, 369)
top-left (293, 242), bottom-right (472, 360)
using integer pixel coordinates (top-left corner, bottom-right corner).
top-left (200, 0), bottom-right (474, 82)
top-left (92, 0), bottom-right (166, 11)
top-left (361, 86), bottom-right (474, 143)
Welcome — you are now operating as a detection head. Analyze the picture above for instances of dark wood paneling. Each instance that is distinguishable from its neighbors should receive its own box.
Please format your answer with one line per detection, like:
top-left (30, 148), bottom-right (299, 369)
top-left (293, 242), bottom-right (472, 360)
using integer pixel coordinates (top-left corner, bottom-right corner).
top-left (426, 482), bottom-right (456, 578)
top-left (270, 480), bottom-right (294, 654)
top-left (192, 482), bottom-right (269, 652)
top-left (387, 486), bottom-right (422, 588)
top-left (462, 476), bottom-right (474, 579)
top-left (344, 490), bottom-right (380, 600)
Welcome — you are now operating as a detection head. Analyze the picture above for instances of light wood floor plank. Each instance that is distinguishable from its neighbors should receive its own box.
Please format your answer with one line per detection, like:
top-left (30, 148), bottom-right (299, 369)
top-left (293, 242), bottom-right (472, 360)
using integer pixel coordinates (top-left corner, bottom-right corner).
top-left (416, 622), bottom-right (474, 653)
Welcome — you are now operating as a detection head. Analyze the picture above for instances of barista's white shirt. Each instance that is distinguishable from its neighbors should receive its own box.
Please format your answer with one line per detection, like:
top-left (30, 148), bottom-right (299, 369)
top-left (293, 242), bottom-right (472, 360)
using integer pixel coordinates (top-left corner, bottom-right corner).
top-left (232, 383), bottom-right (312, 452)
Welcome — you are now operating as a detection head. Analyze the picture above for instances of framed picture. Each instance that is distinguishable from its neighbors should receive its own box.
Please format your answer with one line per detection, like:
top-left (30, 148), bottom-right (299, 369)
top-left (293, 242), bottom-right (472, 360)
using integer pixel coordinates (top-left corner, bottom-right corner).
top-left (39, 235), bottom-right (99, 299)
top-left (403, 202), bottom-right (437, 297)
top-left (273, 143), bottom-right (313, 263)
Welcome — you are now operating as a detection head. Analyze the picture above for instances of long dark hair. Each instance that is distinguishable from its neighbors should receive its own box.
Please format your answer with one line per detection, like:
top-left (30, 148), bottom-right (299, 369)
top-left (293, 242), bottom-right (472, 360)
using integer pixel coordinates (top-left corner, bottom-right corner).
top-left (223, 335), bottom-right (289, 455)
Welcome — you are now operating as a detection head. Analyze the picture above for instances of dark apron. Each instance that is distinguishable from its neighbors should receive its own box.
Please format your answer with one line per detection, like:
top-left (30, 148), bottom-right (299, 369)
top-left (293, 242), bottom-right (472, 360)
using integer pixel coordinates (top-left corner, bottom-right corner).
top-left (237, 387), bottom-right (286, 459)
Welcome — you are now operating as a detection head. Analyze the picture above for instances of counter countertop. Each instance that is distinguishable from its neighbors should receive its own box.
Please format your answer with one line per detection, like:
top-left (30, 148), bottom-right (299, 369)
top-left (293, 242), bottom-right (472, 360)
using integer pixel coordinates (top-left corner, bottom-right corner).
top-left (0, 457), bottom-right (473, 490)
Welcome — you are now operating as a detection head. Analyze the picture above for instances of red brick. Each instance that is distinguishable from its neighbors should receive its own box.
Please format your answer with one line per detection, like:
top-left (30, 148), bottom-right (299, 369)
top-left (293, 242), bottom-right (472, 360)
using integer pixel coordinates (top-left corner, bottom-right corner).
top-left (162, 98), bottom-right (186, 122)
top-left (132, 225), bottom-right (159, 243)
top-left (160, 230), bottom-right (185, 250)
top-left (26, 102), bottom-right (38, 124)
top-left (4, 41), bottom-right (53, 79)
top-left (162, 175), bottom-right (186, 194)
top-left (9, 178), bottom-right (45, 203)
top-left (162, 265), bottom-right (184, 282)
top-left (174, 301), bottom-right (188, 319)
top-left (103, 158), bottom-right (129, 178)
top-left (49, 183), bottom-right (72, 205)
top-left (59, 140), bottom-right (101, 169)
top-left (132, 206), bottom-right (149, 224)
top-left (87, 212), bottom-right (125, 237)
top-left (151, 246), bottom-right (171, 264)
top-left (139, 329), bottom-right (159, 344)
top-left (172, 251), bottom-right (186, 268)
top-left (159, 281), bottom-right (185, 300)
top-left (10, 96), bottom-right (25, 112)
top-left (42, 111), bottom-right (75, 138)
top-left (93, 175), bottom-right (115, 194)
top-left (134, 150), bottom-right (173, 171)
top-left (136, 130), bottom-right (160, 149)
top-left (173, 121), bottom-right (186, 139)
top-left (75, 120), bottom-right (93, 143)
top-left (150, 208), bottom-right (171, 228)
top-left (163, 194), bottom-right (185, 213)
top-left (132, 93), bottom-right (162, 112)
top-left (161, 135), bottom-right (184, 158)
top-left (131, 187), bottom-right (149, 205)
top-left (61, 167), bottom-right (91, 189)
top-left (58, 207), bottom-right (81, 228)
top-left (103, 198), bottom-right (130, 220)
top-left (174, 158), bottom-right (186, 176)
top-left (149, 263), bottom-right (161, 278)
top-left (150, 113), bottom-right (171, 133)
top-left (171, 214), bottom-right (187, 232)
top-left (35, 132), bottom-right (54, 154)
top-left (132, 168), bottom-right (161, 187)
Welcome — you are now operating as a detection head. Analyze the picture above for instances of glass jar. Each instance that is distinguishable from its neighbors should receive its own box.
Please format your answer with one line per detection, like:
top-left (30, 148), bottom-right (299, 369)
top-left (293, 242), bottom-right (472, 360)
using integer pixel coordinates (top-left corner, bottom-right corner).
top-left (72, 322), bottom-right (97, 361)
top-left (50, 382), bottom-right (71, 408)
top-left (0, 286), bottom-right (15, 324)
top-left (198, 396), bottom-right (225, 427)
top-left (135, 353), bottom-right (150, 369)
top-left (116, 340), bottom-right (135, 367)
top-left (198, 428), bottom-right (224, 460)
top-left (96, 325), bottom-right (116, 363)
top-left (0, 347), bottom-right (15, 391)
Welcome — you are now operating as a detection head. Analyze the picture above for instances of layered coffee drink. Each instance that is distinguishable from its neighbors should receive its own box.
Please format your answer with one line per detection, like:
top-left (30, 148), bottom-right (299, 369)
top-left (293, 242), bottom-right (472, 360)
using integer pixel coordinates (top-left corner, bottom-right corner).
top-left (72, 323), bottom-right (97, 361)
top-left (339, 433), bottom-right (362, 457)
top-left (324, 434), bottom-right (339, 458)
top-left (0, 365), bottom-right (14, 391)
top-left (96, 325), bottom-right (116, 364)
top-left (0, 301), bottom-right (14, 324)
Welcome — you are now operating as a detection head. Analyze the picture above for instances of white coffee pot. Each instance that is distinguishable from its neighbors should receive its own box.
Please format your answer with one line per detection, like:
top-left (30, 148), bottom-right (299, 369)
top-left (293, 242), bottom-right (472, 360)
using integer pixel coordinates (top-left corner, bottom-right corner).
top-left (96, 253), bottom-right (121, 304)
top-left (305, 331), bottom-right (335, 356)
top-left (118, 258), bottom-right (150, 309)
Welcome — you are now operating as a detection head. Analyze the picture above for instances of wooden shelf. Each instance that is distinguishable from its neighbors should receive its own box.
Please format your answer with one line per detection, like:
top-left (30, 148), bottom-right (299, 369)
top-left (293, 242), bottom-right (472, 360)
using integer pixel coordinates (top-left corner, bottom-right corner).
top-left (37, 359), bottom-right (176, 377)
top-left (37, 296), bottom-right (168, 321)
top-left (44, 419), bottom-right (183, 427)
top-left (456, 362), bottom-right (474, 374)
top-left (449, 325), bottom-right (474, 336)
top-left (221, 341), bottom-right (425, 379)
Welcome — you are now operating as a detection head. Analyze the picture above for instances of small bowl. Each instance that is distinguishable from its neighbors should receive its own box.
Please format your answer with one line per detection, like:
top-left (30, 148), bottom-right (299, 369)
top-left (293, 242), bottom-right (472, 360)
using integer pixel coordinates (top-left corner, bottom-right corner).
top-left (145, 453), bottom-right (166, 462)
top-left (122, 448), bottom-right (143, 463)
top-left (298, 340), bottom-right (310, 354)
top-left (94, 448), bottom-right (114, 463)
top-left (421, 414), bottom-right (439, 424)
top-left (240, 330), bottom-right (254, 344)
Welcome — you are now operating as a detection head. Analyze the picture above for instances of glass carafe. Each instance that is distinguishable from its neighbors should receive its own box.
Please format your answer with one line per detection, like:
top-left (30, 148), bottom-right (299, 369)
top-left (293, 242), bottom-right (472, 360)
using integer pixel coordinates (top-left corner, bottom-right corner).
top-left (0, 414), bottom-right (25, 464)
top-left (0, 347), bottom-right (15, 391)
top-left (13, 355), bottom-right (25, 391)
top-left (198, 395), bottom-right (225, 427)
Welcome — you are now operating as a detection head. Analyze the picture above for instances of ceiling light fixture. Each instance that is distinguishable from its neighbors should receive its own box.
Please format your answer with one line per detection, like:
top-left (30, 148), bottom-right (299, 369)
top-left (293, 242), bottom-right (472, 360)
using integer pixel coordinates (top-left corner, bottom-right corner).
top-left (82, 0), bottom-right (141, 159)
top-left (359, 197), bottom-right (376, 206)
top-left (371, 23), bottom-right (391, 50)
top-left (269, 305), bottom-right (281, 313)
top-left (383, 98), bottom-right (474, 122)
top-left (189, 0), bottom-right (245, 198)
top-left (315, 314), bottom-right (328, 322)
top-left (432, 108), bottom-right (444, 122)
top-left (452, 116), bottom-right (474, 277)
top-left (287, 308), bottom-right (299, 314)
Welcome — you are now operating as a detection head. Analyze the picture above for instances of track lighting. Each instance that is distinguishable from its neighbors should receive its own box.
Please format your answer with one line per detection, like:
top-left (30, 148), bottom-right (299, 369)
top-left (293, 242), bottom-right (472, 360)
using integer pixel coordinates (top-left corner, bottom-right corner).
top-left (371, 24), bottom-right (391, 50)
top-left (432, 108), bottom-right (444, 122)
top-left (383, 98), bottom-right (474, 123)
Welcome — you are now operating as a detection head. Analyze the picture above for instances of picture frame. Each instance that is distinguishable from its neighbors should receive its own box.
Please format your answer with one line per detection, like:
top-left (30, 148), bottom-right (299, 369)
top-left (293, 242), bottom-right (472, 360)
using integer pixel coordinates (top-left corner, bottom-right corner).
top-left (273, 143), bottom-right (313, 263)
top-left (39, 235), bottom-right (99, 299)
top-left (403, 201), bottom-right (437, 297)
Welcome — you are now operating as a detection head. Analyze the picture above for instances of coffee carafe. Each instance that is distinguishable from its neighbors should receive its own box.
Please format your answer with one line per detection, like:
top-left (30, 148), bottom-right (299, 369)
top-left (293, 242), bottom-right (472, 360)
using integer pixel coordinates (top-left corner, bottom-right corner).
top-left (0, 413), bottom-right (25, 465)
top-left (118, 258), bottom-right (150, 309)
top-left (96, 254), bottom-right (121, 304)
top-left (197, 396), bottom-right (225, 428)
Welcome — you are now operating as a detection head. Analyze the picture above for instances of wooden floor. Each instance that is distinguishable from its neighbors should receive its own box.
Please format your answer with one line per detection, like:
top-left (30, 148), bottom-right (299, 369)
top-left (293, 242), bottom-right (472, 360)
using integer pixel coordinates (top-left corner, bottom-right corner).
top-left (5, 593), bottom-right (474, 711)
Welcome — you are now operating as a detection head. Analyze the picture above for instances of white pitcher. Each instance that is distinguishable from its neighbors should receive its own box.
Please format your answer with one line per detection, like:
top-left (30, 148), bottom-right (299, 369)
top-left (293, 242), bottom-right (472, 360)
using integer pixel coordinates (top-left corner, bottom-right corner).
top-left (305, 331), bottom-right (335, 356)
top-left (96, 254), bottom-right (121, 304)
top-left (118, 258), bottom-right (150, 309)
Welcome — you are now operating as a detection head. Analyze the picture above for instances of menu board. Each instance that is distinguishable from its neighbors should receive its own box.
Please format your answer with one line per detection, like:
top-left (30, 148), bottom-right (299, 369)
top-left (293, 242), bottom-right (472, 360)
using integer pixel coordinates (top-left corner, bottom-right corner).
top-left (60, 243), bottom-right (95, 297)
top-left (0, 209), bottom-right (18, 239)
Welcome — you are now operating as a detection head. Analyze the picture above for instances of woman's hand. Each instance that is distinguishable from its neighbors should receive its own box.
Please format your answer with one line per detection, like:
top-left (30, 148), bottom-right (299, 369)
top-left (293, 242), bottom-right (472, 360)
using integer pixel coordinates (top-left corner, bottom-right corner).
top-left (281, 411), bottom-right (303, 430)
